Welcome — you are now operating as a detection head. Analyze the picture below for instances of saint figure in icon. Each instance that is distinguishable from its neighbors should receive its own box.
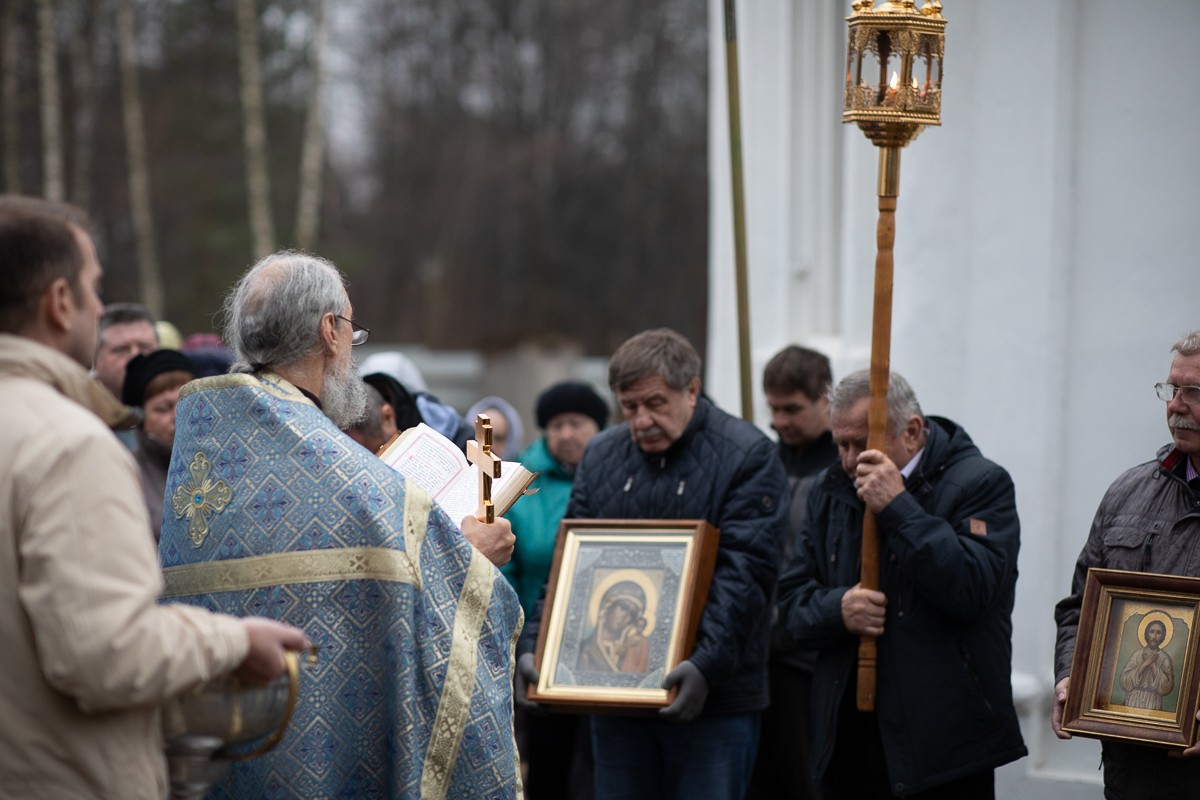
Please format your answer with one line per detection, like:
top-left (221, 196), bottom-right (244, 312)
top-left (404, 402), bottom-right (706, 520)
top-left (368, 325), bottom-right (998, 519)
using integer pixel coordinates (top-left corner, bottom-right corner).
top-left (1119, 619), bottom-right (1174, 711)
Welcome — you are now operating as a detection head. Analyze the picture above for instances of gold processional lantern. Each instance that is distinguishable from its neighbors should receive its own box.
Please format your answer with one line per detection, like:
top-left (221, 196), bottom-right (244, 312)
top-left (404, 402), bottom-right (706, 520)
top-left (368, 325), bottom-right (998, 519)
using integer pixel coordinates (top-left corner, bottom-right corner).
top-left (844, 0), bottom-right (945, 189)
top-left (842, 0), bottom-right (946, 714)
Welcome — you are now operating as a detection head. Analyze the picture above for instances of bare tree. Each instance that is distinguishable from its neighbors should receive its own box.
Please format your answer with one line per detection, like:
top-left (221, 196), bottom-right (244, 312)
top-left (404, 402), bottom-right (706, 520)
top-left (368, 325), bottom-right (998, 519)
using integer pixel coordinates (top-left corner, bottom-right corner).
top-left (236, 0), bottom-right (274, 258)
top-left (36, 0), bottom-right (63, 202)
top-left (115, 0), bottom-right (162, 317)
top-left (2, 0), bottom-right (19, 193)
top-left (2, 0), bottom-right (708, 350)
top-left (68, 0), bottom-right (98, 212)
top-left (294, 0), bottom-right (327, 252)
top-left (348, 0), bottom-right (709, 352)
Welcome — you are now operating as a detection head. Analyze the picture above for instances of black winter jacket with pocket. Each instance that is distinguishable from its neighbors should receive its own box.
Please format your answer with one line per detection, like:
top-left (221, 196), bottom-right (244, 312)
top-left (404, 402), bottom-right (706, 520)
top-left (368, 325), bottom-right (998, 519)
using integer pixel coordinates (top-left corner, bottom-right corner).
top-left (777, 416), bottom-right (1026, 794)
top-left (518, 396), bottom-right (790, 716)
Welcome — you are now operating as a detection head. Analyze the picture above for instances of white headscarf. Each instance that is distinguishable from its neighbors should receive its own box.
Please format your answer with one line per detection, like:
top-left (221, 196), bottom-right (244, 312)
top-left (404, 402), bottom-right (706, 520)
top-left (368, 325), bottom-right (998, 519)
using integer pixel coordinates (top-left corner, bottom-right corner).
top-left (358, 351), bottom-right (429, 394)
top-left (466, 396), bottom-right (524, 459)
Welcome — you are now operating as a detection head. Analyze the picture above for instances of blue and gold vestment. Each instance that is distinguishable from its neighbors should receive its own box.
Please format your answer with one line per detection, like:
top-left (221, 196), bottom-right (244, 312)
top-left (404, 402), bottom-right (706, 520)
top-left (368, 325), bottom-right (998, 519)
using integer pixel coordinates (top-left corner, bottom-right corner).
top-left (159, 373), bottom-right (523, 799)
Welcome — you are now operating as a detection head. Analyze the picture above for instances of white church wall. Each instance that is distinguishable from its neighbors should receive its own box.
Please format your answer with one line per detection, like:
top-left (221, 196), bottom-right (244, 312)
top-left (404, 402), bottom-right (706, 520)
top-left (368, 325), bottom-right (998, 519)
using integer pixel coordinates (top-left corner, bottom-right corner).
top-left (708, 0), bottom-right (1200, 782)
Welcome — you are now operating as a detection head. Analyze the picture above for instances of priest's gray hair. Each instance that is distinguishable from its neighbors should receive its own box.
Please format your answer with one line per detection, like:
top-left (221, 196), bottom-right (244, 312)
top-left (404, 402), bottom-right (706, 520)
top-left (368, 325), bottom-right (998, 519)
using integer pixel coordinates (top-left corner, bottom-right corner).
top-left (223, 251), bottom-right (347, 373)
top-left (1172, 330), bottom-right (1200, 357)
top-left (828, 369), bottom-right (923, 436)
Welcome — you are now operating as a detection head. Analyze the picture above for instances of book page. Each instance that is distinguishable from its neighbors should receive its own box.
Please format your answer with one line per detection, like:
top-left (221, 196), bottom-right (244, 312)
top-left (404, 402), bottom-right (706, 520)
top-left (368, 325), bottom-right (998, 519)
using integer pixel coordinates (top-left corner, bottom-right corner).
top-left (377, 424), bottom-right (538, 522)
top-left (438, 472), bottom-right (481, 525)
top-left (378, 424), bottom-right (468, 498)
top-left (438, 462), bottom-right (528, 523)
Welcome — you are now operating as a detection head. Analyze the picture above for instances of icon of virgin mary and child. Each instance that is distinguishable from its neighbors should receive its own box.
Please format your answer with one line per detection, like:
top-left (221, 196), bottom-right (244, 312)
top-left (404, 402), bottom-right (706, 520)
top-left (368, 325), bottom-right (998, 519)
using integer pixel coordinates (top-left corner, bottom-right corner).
top-left (1119, 617), bottom-right (1175, 711)
top-left (577, 580), bottom-right (651, 674)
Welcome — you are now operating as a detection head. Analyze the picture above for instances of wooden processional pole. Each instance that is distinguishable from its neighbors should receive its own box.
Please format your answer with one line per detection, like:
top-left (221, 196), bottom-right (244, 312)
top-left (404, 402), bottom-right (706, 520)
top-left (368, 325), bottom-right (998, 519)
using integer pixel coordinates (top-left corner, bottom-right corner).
top-left (856, 147), bottom-right (900, 712)
top-left (842, 0), bottom-right (947, 713)
top-left (723, 0), bottom-right (754, 423)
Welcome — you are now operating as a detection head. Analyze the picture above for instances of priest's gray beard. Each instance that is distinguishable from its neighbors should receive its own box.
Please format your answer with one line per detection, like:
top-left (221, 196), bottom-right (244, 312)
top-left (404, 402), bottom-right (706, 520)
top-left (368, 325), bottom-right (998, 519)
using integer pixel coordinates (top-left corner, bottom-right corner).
top-left (322, 348), bottom-right (369, 429)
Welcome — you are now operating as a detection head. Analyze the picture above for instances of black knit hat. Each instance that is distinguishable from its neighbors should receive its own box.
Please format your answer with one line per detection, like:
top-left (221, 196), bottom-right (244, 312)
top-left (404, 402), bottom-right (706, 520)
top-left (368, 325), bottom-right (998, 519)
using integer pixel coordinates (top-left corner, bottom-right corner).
top-left (121, 349), bottom-right (197, 406)
top-left (535, 381), bottom-right (608, 430)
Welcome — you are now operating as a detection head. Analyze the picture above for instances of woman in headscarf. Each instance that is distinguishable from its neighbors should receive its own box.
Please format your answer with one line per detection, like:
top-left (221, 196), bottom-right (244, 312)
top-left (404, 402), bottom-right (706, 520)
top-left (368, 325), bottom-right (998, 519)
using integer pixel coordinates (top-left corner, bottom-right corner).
top-left (466, 396), bottom-right (524, 459)
top-left (121, 349), bottom-right (196, 543)
top-left (360, 351), bottom-right (474, 452)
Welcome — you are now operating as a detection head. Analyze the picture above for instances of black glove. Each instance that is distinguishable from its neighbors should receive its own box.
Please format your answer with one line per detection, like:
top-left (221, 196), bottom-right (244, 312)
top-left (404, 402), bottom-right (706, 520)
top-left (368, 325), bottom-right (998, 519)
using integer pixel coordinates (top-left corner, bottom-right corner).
top-left (659, 660), bottom-right (709, 723)
top-left (515, 653), bottom-right (548, 715)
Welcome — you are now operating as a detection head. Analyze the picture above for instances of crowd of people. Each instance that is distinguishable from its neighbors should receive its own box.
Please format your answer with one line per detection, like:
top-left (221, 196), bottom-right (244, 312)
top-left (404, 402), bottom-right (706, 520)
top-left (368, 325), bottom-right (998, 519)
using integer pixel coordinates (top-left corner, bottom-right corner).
top-left (1, 193), bottom-right (1199, 799)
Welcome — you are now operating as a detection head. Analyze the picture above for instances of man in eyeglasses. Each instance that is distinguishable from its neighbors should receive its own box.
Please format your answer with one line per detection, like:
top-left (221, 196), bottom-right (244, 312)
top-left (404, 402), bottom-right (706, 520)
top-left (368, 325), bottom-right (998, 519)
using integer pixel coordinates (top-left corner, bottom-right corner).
top-left (159, 252), bottom-right (523, 798)
top-left (1053, 329), bottom-right (1200, 794)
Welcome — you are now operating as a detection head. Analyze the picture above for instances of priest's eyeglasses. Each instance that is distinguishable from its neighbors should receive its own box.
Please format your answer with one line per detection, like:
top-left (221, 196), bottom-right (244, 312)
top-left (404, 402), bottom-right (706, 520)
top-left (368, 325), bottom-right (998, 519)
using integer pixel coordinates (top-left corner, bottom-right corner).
top-left (1155, 383), bottom-right (1200, 405)
top-left (335, 315), bottom-right (370, 346)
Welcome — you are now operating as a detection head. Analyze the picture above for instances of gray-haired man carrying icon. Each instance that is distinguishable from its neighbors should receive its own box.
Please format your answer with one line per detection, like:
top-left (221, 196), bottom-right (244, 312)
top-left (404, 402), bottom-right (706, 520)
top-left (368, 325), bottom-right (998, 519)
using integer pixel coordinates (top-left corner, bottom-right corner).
top-left (1054, 329), bottom-right (1200, 796)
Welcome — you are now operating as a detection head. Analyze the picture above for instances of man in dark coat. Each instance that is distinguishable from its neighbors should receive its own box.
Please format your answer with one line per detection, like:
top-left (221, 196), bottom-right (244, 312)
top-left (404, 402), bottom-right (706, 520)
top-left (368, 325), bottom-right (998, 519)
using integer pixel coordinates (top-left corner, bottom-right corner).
top-left (1053, 330), bottom-right (1200, 798)
top-left (516, 328), bottom-right (789, 800)
top-left (749, 345), bottom-right (839, 800)
top-left (360, 371), bottom-right (474, 453)
top-left (778, 369), bottom-right (1025, 799)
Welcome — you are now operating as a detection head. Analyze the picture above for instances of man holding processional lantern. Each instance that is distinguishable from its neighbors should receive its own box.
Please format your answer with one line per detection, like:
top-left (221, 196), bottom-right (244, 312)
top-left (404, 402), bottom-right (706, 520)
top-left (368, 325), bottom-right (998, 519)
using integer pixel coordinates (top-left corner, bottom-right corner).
top-left (778, 3), bottom-right (1025, 796)
top-left (777, 370), bottom-right (1026, 798)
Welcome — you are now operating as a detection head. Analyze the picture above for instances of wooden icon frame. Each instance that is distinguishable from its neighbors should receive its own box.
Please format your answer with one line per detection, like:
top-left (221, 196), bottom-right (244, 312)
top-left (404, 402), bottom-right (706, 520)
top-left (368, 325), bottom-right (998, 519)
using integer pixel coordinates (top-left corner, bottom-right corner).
top-left (1063, 568), bottom-right (1200, 748)
top-left (526, 519), bottom-right (719, 715)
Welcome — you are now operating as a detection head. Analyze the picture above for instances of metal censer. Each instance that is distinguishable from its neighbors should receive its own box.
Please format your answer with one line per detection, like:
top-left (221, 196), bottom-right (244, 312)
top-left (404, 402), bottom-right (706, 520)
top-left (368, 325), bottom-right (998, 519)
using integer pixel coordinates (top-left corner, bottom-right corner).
top-left (161, 645), bottom-right (317, 800)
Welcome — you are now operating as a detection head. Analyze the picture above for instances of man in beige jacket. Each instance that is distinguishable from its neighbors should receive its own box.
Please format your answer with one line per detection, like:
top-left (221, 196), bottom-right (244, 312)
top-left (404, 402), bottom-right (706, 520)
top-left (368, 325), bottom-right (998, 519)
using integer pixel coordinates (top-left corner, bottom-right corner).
top-left (0, 196), bottom-right (307, 800)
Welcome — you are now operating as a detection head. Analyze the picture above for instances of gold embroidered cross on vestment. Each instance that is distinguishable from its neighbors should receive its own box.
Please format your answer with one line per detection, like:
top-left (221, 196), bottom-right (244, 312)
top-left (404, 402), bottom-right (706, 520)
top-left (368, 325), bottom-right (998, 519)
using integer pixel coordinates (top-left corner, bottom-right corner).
top-left (171, 451), bottom-right (233, 547)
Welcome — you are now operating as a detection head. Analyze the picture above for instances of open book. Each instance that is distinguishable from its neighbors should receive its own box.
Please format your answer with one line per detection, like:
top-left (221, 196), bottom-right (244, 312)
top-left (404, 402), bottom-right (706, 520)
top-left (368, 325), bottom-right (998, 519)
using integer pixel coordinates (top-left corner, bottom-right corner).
top-left (376, 423), bottom-right (537, 523)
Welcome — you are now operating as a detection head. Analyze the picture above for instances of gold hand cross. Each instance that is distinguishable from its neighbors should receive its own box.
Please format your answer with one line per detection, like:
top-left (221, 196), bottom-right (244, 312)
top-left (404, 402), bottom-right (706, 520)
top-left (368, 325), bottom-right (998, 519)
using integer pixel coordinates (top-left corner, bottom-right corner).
top-left (466, 413), bottom-right (503, 523)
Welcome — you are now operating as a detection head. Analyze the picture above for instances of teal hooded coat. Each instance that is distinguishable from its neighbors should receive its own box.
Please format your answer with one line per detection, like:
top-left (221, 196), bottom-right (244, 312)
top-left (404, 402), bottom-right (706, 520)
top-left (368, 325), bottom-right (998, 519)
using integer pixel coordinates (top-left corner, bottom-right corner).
top-left (502, 437), bottom-right (576, 619)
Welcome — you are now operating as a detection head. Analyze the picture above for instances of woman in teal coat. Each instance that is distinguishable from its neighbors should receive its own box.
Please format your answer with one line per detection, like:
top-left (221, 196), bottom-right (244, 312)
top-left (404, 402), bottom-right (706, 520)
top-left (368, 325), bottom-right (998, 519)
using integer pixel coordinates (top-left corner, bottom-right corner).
top-left (501, 381), bottom-right (608, 799)
top-left (502, 381), bottom-right (608, 619)
top-left (502, 435), bottom-right (575, 618)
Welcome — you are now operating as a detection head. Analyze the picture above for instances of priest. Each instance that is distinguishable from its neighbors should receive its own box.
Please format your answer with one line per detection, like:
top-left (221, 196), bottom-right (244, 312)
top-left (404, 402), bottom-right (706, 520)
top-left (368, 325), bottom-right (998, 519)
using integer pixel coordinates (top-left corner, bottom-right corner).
top-left (159, 252), bottom-right (522, 799)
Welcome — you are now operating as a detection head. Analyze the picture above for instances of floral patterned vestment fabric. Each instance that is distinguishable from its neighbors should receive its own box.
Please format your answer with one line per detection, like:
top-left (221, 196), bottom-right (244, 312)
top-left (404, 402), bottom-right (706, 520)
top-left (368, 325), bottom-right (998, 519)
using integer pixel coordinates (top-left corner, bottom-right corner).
top-left (160, 372), bottom-right (523, 800)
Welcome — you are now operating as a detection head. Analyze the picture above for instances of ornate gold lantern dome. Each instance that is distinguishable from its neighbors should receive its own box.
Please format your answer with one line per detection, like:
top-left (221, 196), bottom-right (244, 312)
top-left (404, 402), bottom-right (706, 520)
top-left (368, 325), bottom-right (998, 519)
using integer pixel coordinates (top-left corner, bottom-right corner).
top-left (844, 0), bottom-right (947, 149)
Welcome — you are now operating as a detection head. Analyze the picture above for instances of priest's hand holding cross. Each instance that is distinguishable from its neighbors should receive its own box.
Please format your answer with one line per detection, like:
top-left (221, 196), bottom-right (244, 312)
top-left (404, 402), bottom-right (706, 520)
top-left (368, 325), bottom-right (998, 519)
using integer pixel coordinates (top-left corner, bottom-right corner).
top-left (461, 414), bottom-right (515, 567)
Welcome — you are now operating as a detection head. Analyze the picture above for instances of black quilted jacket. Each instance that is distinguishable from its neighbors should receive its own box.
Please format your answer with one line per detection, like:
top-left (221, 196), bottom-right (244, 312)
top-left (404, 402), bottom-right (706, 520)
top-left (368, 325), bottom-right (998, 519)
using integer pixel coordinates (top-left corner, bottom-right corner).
top-left (518, 396), bottom-right (790, 716)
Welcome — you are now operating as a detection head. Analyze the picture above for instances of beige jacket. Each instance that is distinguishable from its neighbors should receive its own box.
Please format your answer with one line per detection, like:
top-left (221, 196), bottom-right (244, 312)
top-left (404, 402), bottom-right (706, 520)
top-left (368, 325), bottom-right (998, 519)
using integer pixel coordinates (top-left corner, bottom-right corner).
top-left (0, 335), bottom-right (250, 800)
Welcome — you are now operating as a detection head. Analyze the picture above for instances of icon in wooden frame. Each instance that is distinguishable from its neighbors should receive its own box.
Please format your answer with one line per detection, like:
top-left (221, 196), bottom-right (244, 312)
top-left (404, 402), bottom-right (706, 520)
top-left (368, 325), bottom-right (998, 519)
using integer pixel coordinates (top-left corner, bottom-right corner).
top-left (527, 519), bottom-right (719, 714)
top-left (1063, 568), bottom-right (1200, 748)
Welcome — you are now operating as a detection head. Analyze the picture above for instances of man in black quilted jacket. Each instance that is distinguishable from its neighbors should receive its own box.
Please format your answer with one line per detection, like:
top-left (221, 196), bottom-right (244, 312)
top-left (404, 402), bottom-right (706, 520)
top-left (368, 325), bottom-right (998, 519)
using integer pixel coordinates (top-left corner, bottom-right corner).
top-left (515, 328), bottom-right (789, 800)
top-left (778, 369), bottom-right (1025, 799)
